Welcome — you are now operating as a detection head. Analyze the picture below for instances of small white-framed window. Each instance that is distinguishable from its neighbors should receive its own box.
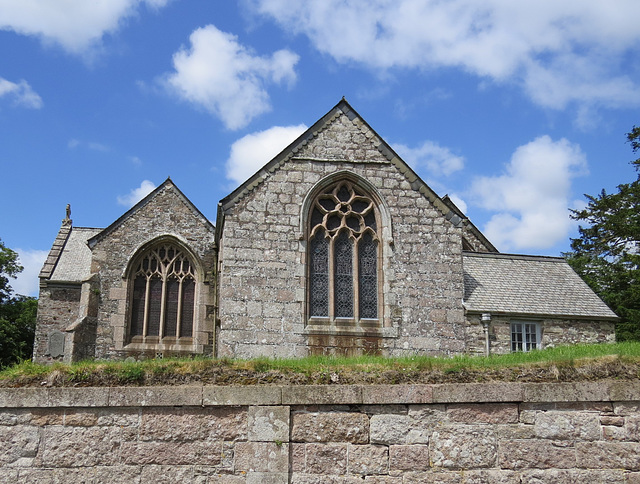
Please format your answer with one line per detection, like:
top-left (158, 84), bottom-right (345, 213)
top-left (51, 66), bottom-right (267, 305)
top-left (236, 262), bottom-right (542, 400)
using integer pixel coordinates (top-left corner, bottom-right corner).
top-left (511, 321), bottom-right (541, 352)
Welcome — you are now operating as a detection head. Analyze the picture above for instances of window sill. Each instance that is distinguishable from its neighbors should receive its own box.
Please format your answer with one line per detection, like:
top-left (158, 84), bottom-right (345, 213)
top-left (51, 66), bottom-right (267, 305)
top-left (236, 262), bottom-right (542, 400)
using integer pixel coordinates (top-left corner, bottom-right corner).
top-left (123, 341), bottom-right (203, 353)
top-left (302, 324), bottom-right (398, 338)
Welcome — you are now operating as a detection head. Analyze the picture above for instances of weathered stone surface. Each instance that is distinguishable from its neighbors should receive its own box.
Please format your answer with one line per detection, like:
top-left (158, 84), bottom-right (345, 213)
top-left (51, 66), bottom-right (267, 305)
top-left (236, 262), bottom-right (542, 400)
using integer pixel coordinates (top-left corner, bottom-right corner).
top-left (109, 386), bottom-right (202, 407)
top-left (48, 387), bottom-right (109, 407)
top-left (121, 441), bottom-right (223, 466)
top-left (284, 385), bottom-right (362, 405)
top-left (138, 465), bottom-right (204, 483)
top-left (446, 403), bottom-right (518, 424)
top-left (204, 385), bottom-right (281, 406)
top-left (235, 442), bottom-right (289, 473)
top-left (248, 405), bottom-right (290, 442)
top-left (389, 444), bottom-right (430, 471)
top-left (140, 407), bottom-right (246, 441)
top-left (430, 426), bottom-right (497, 469)
top-left (519, 469), bottom-right (627, 484)
top-left (36, 426), bottom-right (121, 467)
top-left (534, 410), bottom-right (601, 441)
top-left (348, 444), bottom-right (388, 476)
top-left (362, 385), bottom-right (432, 404)
top-left (370, 414), bottom-right (429, 445)
top-left (499, 439), bottom-right (576, 470)
top-left (523, 382), bottom-right (610, 403)
top-left (433, 383), bottom-right (522, 403)
top-left (0, 425), bottom-right (40, 466)
top-left (292, 411), bottom-right (369, 443)
top-left (303, 443), bottom-right (348, 475)
top-left (15, 467), bottom-right (96, 484)
top-left (290, 473), bottom-right (363, 483)
top-left (576, 442), bottom-right (640, 470)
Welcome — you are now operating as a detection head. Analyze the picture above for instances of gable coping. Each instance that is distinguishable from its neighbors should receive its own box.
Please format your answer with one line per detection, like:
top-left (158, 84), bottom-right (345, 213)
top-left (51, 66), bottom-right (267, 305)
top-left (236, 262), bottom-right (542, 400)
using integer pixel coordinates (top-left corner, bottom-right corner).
top-left (87, 178), bottom-right (215, 249)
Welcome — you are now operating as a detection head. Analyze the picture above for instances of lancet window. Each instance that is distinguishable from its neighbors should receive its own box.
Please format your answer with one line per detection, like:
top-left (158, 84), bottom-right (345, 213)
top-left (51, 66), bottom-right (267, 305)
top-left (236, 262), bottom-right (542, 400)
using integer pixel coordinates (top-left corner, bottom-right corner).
top-left (129, 243), bottom-right (196, 342)
top-left (308, 180), bottom-right (381, 324)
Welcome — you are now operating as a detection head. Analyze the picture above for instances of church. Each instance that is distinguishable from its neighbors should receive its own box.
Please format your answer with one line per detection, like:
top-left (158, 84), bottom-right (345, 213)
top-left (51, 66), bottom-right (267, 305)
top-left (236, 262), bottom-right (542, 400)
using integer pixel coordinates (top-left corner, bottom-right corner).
top-left (33, 99), bottom-right (617, 363)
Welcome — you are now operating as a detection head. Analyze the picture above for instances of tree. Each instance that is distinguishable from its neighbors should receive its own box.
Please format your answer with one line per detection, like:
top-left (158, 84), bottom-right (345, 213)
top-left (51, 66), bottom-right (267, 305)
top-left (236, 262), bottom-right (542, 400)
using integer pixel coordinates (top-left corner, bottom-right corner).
top-left (566, 127), bottom-right (640, 340)
top-left (0, 239), bottom-right (37, 367)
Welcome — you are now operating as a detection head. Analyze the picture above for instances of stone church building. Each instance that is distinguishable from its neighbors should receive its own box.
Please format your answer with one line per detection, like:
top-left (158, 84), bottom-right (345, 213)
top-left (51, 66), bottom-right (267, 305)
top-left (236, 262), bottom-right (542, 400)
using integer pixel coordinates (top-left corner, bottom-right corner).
top-left (33, 99), bottom-right (617, 363)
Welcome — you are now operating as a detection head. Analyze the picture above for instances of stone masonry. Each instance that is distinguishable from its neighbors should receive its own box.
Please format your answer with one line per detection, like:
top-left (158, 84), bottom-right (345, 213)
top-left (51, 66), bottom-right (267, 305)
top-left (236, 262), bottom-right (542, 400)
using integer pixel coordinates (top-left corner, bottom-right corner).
top-left (217, 106), bottom-right (467, 358)
top-left (1, 382), bottom-right (640, 482)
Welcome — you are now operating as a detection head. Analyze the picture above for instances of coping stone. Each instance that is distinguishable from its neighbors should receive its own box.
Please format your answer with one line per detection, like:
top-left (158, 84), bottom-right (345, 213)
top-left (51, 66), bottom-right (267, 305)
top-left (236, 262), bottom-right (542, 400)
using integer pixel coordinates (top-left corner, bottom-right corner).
top-left (362, 384), bottom-right (432, 404)
top-left (432, 383), bottom-right (523, 403)
top-left (48, 387), bottom-right (109, 407)
top-left (203, 386), bottom-right (282, 406)
top-left (0, 388), bottom-right (48, 408)
top-left (282, 385), bottom-right (362, 405)
top-left (523, 382), bottom-right (611, 403)
top-left (108, 386), bottom-right (203, 407)
top-left (609, 381), bottom-right (640, 402)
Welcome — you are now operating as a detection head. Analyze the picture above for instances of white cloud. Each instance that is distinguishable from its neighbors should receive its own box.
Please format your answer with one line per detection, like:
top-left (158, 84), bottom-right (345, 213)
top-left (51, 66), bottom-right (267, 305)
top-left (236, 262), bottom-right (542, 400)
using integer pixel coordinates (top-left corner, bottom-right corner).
top-left (117, 180), bottom-right (156, 207)
top-left (247, 0), bottom-right (640, 112)
top-left (12, 249), bottom-right (48, 297)
top-left (448, 194), bottom-right (467, 215)
top-left (393, 140), bottom-right (464, 176)
top-left (0, 0), bottom-right (170, 54)
top-left (165, 25), bottom-right (299, 130)
top-left (470, 135), bottom-right (587, 252)
top-left (226, 124), bottom-right (307, 184)
top-left (0, 77), bottom-right (42, 108)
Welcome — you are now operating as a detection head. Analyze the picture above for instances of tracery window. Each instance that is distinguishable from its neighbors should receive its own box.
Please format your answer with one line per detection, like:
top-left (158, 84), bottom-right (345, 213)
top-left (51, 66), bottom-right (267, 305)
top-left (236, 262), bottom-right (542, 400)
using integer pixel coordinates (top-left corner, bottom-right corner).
top-left (129, 243), bottom-right (196, 342)
top-left (308, 180), bottom-right (380, 324)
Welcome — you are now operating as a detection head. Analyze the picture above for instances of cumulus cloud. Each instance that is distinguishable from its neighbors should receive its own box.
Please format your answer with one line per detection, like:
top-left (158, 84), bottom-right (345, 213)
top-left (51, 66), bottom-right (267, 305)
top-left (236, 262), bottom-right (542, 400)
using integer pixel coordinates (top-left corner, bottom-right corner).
top-left (393, 140), bottom-right (464, 176)
top-left (0, 0), bottom-right (170, 54)
top-left (117, 180), bottom-right (156, 207)
top-left (0, 77), bottom-right (42, 108)
top-left (247, 0), bottom-right (640, 111)
top-left (470, 136), bottom-right (587, 252)
top-left (12, 249), bottom-right (48, 297)
top-left (165, 25), bottom-right (299, 130)
top-left (226, 124), bottom-right (307, 184)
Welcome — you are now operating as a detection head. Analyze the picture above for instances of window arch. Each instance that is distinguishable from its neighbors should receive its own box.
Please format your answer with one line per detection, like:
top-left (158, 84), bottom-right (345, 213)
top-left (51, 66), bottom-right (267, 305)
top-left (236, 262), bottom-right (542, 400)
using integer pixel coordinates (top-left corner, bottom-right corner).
top-left (128, 242), bottom-right (197, 343)
top-left (308, 180), bottom-right (381, 324)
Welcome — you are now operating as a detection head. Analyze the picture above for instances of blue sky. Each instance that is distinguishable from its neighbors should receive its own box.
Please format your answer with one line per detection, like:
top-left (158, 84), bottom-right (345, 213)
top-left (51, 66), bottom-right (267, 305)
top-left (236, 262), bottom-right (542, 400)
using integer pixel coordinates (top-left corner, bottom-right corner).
top-left (1, 0), bottom-right (639, 297)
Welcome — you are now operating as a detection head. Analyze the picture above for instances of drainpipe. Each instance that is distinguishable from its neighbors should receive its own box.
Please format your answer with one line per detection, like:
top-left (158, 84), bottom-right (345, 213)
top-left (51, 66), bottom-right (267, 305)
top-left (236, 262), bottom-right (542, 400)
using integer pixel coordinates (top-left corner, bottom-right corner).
top-left (481, 313), bottom-right (491, 357)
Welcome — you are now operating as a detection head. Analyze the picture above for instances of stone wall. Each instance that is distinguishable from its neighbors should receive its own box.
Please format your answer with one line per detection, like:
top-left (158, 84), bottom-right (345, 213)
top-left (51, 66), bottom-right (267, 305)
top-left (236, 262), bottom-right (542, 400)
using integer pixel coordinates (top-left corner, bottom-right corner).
top-left (218, 110), bottom-right (465, 359)
top-left (465, 314), bottom-right (617, 355)
top-left (33, 283), bottom-right (82, 364)
top-left (2, 382), bottom-right (639, 483)
top-left (89, 183), bottom-right (217, 360)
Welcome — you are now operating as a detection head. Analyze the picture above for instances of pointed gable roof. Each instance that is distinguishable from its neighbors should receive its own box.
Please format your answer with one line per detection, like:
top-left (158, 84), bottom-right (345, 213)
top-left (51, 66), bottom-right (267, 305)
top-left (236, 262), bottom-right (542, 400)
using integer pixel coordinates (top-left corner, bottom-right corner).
top-left (88, 178), bottom-right (214, 249)
top-left (219, 98), bottom-right (461, 226)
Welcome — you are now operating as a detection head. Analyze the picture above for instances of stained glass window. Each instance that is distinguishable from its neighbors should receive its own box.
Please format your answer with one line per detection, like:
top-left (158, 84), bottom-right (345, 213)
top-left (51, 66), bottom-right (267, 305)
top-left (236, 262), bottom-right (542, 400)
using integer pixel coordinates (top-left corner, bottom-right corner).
top-left (129, 243), bottom-right (196, 342)
top-left (308, 180), bottom-right (381, 324)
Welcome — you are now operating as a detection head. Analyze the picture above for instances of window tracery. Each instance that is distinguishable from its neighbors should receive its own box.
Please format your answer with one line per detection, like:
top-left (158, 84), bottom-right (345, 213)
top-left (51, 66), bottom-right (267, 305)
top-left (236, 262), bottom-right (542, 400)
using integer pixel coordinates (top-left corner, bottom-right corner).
top-left (308, 180), bottom-right (380, 324)
top-left (129, 243), bottom-right (196, 343)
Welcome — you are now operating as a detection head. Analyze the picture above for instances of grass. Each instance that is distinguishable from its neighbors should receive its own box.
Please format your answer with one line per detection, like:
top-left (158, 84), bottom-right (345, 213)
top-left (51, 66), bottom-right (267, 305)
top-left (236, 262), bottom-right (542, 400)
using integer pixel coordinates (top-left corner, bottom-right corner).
top-left (1, 342), bottom-right (640, 388)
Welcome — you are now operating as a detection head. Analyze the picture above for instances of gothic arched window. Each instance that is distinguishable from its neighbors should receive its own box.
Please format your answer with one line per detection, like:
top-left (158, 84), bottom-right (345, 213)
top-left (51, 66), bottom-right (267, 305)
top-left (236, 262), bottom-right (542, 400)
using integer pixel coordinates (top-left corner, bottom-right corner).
top-left (129, 243), bottom-right (196, 343)
top-left (308, 180), bottom-right (381, 324)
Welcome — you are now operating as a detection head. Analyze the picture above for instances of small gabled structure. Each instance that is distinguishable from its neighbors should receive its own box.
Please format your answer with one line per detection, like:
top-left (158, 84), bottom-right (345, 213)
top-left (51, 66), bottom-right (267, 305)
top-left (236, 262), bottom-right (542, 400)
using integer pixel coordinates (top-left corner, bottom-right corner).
top-left (34, 100), bottom-right (617, 363)
top-left (34, 179), bottom-right (217, 363)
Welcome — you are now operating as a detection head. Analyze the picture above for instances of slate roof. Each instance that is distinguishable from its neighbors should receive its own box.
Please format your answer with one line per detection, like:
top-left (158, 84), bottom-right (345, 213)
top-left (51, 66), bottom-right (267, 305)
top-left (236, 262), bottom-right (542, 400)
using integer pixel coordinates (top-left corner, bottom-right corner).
top-left (463, 252), bottom-right (618, 320)
top-left (48, 227), bottom-right (101, 282)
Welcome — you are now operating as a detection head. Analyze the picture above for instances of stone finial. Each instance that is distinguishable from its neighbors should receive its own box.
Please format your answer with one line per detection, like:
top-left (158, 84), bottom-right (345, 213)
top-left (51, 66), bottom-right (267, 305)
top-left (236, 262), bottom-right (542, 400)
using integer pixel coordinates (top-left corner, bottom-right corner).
top-left (63, 204), bottom-right (72, 226)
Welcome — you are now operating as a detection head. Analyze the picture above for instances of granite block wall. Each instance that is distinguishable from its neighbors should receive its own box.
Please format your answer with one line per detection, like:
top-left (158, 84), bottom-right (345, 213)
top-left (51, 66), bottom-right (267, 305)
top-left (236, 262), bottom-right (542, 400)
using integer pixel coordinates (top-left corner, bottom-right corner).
top-left (1, 382), bottom-right (639, 483)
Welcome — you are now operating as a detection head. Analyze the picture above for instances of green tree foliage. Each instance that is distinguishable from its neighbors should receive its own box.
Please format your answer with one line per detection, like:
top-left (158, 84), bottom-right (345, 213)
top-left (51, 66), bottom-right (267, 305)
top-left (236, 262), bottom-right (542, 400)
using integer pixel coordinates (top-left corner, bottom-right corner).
top-left (566, 127), bottom-right (640, 341)
top-left (0, 239), bottom-right (37, 367)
